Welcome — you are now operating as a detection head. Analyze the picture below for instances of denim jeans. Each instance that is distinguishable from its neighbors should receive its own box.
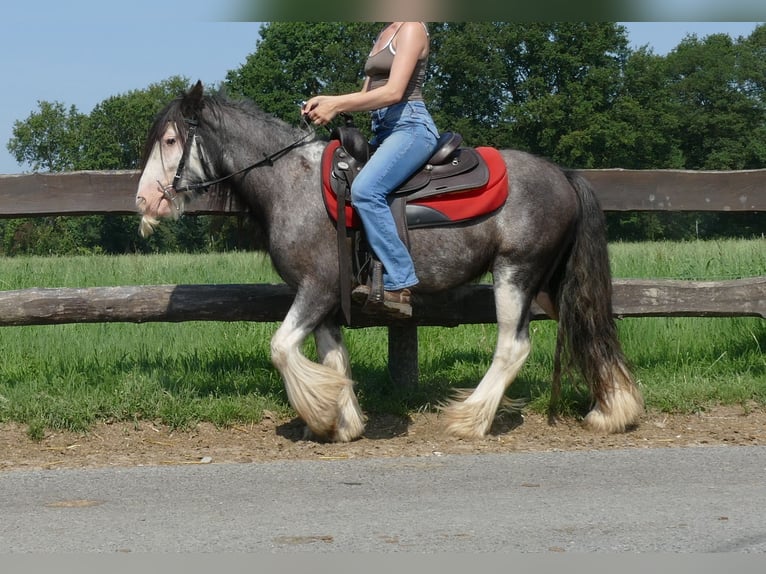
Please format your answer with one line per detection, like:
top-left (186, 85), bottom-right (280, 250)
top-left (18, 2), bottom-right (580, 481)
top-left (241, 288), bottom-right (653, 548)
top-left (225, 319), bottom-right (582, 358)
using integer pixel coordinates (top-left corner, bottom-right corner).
top-left (351, 101), bottom-right (439, 290)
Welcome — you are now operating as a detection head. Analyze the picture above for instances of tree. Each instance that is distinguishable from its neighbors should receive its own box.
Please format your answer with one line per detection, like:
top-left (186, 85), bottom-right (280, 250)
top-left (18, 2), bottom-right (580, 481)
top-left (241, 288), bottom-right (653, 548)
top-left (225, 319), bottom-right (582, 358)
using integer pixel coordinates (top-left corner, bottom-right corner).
top-left (494, 22), bottom-right (633, 167)
top-left (636, 26), bottom-right (766, 239)
top-left (7, 101), bottom-right (86, 172)
top-left (665, 31), bottom-right (766, 171)
top-left (608, 48), bottom-right (685, 169)
top-left (225, 22), bottom-right (380, 126)
top-left (10, 76), bottom-right (191, 173)
top-left (425, 22), bottom-right (516, 146)
top-left (78, 76), bottom-right (192, 171)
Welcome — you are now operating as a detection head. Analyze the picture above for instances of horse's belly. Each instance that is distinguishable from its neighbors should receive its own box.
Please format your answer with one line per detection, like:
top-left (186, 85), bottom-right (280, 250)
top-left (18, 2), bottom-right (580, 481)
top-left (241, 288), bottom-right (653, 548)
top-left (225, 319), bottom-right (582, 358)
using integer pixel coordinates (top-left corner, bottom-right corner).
top-left (410, 231), bottom-right (494, 290)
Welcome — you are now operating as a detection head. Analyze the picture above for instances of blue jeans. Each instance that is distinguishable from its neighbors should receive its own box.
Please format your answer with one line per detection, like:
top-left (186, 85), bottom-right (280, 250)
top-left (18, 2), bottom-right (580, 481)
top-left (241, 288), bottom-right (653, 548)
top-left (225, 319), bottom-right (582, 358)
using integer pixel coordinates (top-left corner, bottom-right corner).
top-left (351, 101), bottom-right (439, 290)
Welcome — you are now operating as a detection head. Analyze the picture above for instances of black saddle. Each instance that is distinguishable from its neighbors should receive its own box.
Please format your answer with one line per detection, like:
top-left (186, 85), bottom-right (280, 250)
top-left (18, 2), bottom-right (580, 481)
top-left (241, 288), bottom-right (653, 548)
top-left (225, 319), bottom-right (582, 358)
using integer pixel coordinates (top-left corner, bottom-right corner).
top-left (331, 124), bottom-right (464, 166)
top-left (329, 127), bottom-right (489, 207)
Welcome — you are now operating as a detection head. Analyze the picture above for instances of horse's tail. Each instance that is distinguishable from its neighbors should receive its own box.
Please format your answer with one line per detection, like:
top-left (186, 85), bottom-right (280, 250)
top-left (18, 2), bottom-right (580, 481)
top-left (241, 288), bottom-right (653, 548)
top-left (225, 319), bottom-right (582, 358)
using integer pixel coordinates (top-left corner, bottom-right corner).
top-left (551, 171), bottom-right (643, 432)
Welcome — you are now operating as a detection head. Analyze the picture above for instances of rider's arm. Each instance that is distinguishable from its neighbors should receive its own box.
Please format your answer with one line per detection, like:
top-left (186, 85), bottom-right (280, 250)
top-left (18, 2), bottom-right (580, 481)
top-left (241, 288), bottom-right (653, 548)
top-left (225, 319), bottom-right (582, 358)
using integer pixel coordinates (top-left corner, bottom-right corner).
top-left (303, 23), bottom-right (426, 125)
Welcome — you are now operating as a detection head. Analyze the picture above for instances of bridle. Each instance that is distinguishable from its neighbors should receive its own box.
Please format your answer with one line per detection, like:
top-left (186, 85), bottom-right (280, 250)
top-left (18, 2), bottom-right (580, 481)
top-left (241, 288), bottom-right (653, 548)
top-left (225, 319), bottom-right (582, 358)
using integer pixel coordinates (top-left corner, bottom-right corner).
top-left (159, 113), bottom-right (317, 212)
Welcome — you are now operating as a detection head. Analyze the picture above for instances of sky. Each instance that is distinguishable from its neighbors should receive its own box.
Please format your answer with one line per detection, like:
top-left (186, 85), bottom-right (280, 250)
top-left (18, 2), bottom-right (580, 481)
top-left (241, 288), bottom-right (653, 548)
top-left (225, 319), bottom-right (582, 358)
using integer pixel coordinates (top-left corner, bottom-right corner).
top-left (0, 1), bottom-right (763, 173)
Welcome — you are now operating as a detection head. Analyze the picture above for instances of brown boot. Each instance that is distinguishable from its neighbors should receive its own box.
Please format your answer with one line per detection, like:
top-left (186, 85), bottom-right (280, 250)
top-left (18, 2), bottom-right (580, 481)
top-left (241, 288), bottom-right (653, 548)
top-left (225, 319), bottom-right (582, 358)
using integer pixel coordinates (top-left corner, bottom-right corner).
top-left (351, 284), bottom-right (413, 318)
top-left (380, 288), bottom-right (412, 318)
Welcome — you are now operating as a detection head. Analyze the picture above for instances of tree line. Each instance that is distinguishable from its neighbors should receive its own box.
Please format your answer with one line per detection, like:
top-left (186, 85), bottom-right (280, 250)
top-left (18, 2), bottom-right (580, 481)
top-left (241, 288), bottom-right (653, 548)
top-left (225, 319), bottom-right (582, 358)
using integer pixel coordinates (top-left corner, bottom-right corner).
top-left (3, 22), bottom-right (764, 256)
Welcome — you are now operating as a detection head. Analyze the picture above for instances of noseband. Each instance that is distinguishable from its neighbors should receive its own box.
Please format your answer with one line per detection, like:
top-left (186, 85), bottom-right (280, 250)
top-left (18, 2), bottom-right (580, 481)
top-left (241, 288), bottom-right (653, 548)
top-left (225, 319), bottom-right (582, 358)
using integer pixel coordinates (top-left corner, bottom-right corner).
top-left (162, 113), bottom-right (316, 211)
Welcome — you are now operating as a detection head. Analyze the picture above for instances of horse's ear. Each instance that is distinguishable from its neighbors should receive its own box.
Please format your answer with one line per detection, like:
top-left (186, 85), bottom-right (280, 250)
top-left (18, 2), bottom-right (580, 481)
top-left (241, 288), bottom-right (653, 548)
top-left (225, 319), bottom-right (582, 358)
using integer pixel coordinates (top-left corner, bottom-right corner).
top-left (190, 80), bottom-right (204, 101)
top-left (182, 80), bottom-right (205, 117)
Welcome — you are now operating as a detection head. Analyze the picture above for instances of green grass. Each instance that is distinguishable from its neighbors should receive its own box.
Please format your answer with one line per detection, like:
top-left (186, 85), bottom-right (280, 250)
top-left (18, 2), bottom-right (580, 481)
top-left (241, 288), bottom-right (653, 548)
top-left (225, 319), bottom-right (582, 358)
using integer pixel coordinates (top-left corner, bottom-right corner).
top-left (607, 238), bottom-right (766, 414)
top-left (608, 238), bottom-right (766, 280)
top-left (0, 239), bottom-right (764, 438)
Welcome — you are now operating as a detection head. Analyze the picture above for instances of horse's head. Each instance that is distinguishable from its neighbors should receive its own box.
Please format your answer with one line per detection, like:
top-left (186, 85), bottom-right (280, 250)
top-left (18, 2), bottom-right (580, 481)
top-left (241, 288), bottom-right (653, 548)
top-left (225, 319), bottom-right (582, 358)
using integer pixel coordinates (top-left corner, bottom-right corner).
top-left (135, 80), bottom-right (209, 237)
top-left (136, 80), bottom-right (320, 238)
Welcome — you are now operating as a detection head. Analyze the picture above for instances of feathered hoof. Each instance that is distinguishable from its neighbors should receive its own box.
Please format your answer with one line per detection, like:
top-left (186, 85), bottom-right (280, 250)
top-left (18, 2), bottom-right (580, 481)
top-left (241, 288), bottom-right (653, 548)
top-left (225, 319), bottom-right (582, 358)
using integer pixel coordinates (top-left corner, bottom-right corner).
top-left (303, 421), bottom-right (364, 443)
top-left (583, 387), bottom-right (644, 433)
top-left (439, 400), bottom-right (492, 439)
top-left (332, 419), bottom-right (365, 443)
top-left (333, 384), bottom-right (366, 442)
top-left (300, 385), bottom-right (366, 443)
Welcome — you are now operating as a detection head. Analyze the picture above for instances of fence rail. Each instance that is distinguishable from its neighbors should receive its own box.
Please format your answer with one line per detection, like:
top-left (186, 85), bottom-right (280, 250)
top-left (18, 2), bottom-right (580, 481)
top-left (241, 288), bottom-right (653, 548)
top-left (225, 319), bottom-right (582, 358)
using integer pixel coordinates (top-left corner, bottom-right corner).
top-left (0, 279), bottom-right (764, 328)
top-left (2, 168), bottom-right (766, 217)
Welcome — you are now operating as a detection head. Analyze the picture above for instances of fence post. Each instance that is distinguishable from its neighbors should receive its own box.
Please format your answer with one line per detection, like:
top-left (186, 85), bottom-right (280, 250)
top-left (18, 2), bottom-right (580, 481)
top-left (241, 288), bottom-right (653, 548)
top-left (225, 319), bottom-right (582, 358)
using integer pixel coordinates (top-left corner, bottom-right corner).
top-left (387, 325), bottom-right (419, 392)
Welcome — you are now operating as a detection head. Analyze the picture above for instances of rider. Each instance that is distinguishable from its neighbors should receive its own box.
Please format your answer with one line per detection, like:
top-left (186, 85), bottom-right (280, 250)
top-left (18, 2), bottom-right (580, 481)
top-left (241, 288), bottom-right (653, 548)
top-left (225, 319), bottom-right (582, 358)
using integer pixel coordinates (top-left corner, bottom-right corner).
top-left (302, 21), bottom-right (439, 316)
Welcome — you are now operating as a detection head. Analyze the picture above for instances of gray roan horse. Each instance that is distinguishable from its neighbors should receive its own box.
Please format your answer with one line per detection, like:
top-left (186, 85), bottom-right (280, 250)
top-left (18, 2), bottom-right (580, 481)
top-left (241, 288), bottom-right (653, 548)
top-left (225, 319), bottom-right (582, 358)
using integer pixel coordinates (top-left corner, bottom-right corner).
top-left (135, 81), bottom-right (644, 442)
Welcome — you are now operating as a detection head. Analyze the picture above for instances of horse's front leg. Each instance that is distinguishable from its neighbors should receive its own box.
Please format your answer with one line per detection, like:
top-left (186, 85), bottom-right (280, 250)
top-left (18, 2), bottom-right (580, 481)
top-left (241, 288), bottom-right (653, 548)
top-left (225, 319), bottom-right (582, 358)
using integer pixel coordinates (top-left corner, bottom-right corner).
top-left (314, 319), bottom-right (366, 438)
top-left (440, 268), bottom-right (531, 438)
top-left (270, 294), bottom-right (364, 442)
top-left (314, 318), bottom-right (351, 378)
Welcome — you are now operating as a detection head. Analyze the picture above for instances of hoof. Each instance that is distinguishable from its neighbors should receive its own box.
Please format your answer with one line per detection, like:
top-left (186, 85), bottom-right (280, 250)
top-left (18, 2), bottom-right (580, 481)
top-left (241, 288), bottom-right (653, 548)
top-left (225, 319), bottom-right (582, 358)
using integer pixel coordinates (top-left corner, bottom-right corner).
top-left (439, 399), bottom-right (492, 439)
top-left (583, 387), bottom-right (644, 433)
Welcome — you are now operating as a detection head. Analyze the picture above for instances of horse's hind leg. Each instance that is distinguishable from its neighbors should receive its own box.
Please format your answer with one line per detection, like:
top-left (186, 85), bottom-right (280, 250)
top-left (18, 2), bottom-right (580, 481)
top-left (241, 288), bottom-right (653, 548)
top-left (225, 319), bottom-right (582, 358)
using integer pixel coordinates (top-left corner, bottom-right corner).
top-left (441, 270), bottom-right (531, 438)
top-left (583, 360), bottom-right (643, 433)
top-left (270, 296), bottom-right (364, 442)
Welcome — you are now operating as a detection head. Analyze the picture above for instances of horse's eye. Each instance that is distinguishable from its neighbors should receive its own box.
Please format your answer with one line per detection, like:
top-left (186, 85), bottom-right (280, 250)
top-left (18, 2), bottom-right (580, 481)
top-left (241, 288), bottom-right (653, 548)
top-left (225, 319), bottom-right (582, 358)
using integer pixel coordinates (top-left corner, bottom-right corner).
top-left (165, 137), bottom-right (177, 147)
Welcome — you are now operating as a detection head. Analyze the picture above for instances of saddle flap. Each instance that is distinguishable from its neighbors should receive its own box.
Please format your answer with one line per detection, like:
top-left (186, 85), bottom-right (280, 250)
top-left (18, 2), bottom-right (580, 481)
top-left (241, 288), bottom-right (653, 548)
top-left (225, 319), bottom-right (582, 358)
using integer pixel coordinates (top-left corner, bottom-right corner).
top-left (395, 148), bottom-right (487, 198)
top-left (405, 146), bottom-right (508, 229)
top-left (322, 140), bottom-right (361, 227)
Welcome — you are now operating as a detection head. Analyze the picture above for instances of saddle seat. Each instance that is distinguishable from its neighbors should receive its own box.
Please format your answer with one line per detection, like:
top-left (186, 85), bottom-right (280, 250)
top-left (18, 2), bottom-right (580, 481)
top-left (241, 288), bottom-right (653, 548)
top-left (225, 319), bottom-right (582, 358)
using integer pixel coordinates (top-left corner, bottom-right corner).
top-left (333, 125), bottom-right (463, 166)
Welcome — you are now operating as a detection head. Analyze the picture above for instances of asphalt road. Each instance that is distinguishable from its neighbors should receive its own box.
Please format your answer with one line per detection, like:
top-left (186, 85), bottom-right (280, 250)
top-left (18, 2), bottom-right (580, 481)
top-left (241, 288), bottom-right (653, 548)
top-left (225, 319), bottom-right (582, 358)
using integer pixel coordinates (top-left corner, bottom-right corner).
top-left (1, 445), bottom-right (765, 553)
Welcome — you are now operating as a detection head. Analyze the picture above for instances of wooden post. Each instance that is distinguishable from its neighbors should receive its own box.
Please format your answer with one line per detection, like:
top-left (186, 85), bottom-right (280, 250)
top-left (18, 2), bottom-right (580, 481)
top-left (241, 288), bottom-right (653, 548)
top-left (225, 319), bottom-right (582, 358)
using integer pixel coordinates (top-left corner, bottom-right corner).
top-left (387, 325), bottom-right (419, 392)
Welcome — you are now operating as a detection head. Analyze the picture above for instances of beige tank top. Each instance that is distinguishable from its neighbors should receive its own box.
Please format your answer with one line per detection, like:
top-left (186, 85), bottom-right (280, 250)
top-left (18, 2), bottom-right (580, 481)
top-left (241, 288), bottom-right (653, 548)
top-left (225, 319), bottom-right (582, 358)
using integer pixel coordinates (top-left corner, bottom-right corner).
top-left (364, 23), bottom-right (428, 102)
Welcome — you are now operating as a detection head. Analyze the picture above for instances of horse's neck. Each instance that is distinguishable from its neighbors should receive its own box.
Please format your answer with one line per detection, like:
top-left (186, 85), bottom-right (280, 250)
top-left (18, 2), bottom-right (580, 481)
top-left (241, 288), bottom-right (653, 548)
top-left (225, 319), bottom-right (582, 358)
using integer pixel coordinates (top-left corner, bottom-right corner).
top-left (224, 130), bottom-right (324, 227)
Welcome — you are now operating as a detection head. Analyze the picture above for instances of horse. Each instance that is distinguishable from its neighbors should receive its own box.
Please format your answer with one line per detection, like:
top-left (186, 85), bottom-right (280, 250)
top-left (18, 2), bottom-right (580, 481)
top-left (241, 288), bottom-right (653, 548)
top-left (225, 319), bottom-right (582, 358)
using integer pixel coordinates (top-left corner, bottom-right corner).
top-left (135, 81), bottom-right (644, 442)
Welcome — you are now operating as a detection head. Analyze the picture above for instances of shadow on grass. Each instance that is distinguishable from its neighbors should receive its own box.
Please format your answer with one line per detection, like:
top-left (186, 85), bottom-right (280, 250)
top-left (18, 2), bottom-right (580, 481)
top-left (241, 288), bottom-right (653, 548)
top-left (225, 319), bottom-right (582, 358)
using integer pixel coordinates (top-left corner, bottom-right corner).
top-left (34, 341), bottom-right (595, 439)
top-left (114, 348), bottom-right (287, 401)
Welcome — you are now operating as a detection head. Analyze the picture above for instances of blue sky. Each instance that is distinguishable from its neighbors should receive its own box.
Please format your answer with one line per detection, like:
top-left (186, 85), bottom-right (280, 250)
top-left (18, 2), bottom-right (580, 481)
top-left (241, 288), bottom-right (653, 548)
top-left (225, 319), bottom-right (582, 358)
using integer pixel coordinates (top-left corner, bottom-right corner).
top-left (0, 3), bottom-right (762, 173)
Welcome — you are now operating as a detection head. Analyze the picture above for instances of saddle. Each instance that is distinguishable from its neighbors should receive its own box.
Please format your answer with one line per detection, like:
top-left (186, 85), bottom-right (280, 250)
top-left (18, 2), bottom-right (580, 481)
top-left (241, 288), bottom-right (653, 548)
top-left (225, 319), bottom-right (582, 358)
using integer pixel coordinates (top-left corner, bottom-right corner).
top-left (321, 126), bottom-right (509, 323)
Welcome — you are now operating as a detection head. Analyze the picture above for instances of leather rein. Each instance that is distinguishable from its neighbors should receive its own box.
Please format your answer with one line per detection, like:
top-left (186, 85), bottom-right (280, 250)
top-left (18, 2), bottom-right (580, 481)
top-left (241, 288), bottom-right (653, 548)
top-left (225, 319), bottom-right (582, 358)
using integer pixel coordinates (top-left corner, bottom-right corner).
top-left (160, 115), bottom-right (316, 212)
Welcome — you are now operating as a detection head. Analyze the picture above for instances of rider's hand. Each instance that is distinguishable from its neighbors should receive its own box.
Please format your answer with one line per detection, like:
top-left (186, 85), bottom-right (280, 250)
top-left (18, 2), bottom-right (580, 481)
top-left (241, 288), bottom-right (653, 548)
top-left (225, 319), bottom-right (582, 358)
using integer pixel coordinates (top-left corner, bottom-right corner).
top-left (302, 96), bottom-right (338, 127)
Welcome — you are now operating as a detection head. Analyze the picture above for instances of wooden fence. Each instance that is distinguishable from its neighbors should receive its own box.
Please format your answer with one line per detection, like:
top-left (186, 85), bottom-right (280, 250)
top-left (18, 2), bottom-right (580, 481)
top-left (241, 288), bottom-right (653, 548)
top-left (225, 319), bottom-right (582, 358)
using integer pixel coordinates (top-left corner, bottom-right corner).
top-left (1, 169), bottom-right (764, 388)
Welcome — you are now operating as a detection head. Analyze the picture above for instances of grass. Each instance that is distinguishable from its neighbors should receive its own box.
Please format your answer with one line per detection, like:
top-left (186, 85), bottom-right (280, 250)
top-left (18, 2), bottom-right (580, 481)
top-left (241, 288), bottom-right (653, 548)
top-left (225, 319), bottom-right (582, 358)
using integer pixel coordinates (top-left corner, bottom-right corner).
top-left (607, 238), bottom-right (765, 414)
top-left (0, 239), bottom-right (764, 438)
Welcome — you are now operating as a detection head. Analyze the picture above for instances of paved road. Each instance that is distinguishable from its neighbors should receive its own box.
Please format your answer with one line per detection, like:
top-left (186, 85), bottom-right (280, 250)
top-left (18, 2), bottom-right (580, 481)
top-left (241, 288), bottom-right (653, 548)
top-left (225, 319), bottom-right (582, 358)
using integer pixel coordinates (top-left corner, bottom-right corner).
top-left (1, 445), bottom-right (765, 552)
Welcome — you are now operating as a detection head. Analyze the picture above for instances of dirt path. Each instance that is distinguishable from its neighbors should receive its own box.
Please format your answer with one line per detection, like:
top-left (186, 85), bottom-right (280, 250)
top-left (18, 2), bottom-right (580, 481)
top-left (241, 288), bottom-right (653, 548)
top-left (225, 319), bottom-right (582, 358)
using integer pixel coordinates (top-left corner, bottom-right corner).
top-left (2, 404), bottom-right (765, 472)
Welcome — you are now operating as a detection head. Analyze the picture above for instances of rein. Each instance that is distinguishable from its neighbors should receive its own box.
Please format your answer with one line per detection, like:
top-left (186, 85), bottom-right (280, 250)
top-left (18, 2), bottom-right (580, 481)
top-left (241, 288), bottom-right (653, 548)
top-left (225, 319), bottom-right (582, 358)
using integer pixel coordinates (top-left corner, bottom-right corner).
top-left (160, 115), bottom-right (317, 210)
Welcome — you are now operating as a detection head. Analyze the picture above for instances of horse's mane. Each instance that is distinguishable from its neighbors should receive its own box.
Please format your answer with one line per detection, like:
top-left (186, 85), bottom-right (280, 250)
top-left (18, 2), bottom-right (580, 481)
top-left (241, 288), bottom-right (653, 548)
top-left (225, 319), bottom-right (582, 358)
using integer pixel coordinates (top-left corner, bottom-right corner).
top-left (141, 89), bottom-right (303, 169)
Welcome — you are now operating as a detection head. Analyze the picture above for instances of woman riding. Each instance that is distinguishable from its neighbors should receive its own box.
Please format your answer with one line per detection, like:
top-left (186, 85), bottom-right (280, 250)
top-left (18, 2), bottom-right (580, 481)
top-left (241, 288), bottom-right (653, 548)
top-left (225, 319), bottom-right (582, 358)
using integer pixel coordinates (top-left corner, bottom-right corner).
top-left (302, 21), bottom-right (439, 317)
